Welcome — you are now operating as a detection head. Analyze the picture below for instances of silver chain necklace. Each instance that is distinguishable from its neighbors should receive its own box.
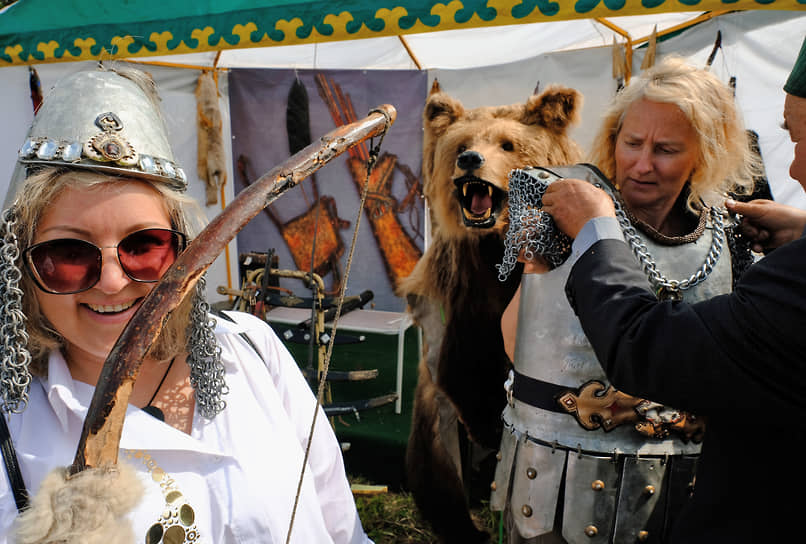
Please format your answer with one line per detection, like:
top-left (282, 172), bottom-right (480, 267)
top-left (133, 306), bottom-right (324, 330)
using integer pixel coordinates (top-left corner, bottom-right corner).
top-left (602, 181), bottom-right (725, 299)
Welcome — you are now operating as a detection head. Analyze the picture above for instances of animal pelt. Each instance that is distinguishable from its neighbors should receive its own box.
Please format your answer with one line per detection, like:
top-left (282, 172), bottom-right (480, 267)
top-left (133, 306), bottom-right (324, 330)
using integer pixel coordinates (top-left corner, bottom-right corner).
top-left (196, 70), bottom-right (227, 206)
top-left (399, 80), bottom-right (582, 543)
top-left (14, 463), bottom-right (143, 544)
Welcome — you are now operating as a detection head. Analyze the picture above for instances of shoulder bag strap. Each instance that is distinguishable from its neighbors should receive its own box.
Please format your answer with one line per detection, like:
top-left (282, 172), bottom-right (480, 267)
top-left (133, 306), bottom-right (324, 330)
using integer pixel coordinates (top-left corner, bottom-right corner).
top-left (0, 414), bottom-right (28, 512)
top-left (215, 310), bottom-right (265, 364)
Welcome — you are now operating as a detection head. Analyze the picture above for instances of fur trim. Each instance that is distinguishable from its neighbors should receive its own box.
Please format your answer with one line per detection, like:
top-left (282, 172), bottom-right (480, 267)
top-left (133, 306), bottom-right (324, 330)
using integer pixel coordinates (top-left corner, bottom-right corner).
top-left (196, 71), bottom-right (226, 205)
top-left (14, 464), bottom-right (143, 544)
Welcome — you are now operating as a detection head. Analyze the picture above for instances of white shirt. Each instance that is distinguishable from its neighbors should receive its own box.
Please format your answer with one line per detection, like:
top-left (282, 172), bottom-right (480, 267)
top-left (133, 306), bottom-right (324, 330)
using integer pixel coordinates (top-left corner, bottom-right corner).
top-left (0, 311), bottom-right (371, 544)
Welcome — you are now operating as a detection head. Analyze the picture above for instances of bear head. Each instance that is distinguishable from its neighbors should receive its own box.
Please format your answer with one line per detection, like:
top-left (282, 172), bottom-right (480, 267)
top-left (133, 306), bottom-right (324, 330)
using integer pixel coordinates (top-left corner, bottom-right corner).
top-left (422, 81), bottom-right (583, 240)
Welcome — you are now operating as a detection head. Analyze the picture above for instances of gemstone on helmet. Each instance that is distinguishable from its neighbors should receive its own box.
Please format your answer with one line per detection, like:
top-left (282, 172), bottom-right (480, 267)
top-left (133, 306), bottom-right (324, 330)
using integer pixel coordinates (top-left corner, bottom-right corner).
top-left (161, 161), bottom-right (176, 179)
top-left (101, 140), bottom-right (122, 160)
top-left (36, 140), bottom-right (58, 160)
top-left (61, 142), bottom-right (83, 162)
top-left (139, 155), bottom-right (157, 174)
top-left (19, 139), bottom-right (37, 158)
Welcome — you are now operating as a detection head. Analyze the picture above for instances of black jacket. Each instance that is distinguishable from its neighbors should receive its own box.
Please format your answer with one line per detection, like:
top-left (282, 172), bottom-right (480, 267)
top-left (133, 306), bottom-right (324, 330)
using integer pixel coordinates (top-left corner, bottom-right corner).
top-left (566, 237), bottom-right (806, 543)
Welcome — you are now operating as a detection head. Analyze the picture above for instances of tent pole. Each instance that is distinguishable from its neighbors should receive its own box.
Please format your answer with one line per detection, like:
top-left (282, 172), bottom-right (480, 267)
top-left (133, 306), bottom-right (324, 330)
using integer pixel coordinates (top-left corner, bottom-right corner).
top-left (398, 35), bottom-right (422, 70)
top-left (633, 10), bottom-right (735, 45)
top-left (596, 19), bottom-right (633, 82)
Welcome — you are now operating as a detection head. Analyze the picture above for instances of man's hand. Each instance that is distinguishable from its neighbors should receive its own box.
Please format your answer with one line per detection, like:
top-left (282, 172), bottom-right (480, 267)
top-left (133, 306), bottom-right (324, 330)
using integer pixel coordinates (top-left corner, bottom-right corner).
top-left (542, 178), bottom-right (616, 238)
top-left (726, 198), bottom-right (806, 253)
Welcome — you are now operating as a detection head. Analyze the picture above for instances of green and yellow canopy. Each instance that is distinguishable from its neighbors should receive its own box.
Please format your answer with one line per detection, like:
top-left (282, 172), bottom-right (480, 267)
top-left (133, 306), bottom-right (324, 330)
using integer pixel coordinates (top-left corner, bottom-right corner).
top-left (0, 0), bottom-right (803, 66)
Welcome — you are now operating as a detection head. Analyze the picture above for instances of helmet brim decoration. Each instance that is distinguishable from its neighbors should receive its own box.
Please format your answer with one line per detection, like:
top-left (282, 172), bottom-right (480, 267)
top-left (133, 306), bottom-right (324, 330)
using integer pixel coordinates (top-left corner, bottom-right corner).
top-left (14, 69), bottom-right (187, 193)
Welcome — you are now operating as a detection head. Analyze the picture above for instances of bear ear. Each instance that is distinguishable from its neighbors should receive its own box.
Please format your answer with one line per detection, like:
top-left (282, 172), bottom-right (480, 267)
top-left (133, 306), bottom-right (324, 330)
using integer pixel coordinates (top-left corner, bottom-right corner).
top-left (423, 87), bottom-right (464, 137)
top-left (524, 85), bottom-right (583, 133)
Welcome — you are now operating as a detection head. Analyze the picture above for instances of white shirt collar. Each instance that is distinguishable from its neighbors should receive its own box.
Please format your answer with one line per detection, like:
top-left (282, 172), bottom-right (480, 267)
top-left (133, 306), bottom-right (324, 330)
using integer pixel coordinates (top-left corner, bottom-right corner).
top-left (40, 344), bottom-right (230, 457)
top-left (41, 310), bottom-right (245, 433)
top-left (44, 349), bottom-right (93, 433)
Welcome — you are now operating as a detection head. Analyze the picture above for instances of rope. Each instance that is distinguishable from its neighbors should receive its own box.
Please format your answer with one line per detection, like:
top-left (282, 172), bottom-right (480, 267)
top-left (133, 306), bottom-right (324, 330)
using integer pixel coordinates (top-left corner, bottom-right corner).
top-left (285, 110), bottom-right (392, 544)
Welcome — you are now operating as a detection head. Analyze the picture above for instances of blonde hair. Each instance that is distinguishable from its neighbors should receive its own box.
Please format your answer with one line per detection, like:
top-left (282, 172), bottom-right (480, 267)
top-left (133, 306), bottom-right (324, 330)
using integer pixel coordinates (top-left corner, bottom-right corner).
top-left (11, 167), bottom-right (205, 376)
top-left (588, 56), bottom-right (760, 211)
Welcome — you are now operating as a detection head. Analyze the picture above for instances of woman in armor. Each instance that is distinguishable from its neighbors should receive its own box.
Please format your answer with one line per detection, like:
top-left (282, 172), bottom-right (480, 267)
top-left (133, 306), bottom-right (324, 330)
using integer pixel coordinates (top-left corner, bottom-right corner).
top-left (493, 57), bottom-right (760, 543)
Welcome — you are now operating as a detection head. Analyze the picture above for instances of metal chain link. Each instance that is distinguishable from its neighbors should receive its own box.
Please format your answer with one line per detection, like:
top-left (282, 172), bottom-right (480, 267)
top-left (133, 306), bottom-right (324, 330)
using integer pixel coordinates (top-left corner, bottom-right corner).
top-left (497, 169), bottom-right (571, 281)
top-left (186, 275), bottom-right (228, 418)
top-left (498, 168), bottom-right (725, 299)
top-left (609, 191), bottom-right (725, 295)
top-left (0, 207), bottom-right (31, 414)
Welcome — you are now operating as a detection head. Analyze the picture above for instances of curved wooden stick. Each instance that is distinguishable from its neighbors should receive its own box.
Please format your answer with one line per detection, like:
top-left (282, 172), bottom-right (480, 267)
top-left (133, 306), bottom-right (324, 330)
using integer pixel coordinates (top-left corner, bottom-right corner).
top-left (70, 105), bottom-right (397, 475)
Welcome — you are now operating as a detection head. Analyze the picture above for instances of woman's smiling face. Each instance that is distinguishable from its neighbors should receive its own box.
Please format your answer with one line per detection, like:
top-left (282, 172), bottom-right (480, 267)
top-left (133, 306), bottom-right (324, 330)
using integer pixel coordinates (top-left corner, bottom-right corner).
top-left (615, 98), bottom-right (699, 228)
top-left (31, 179), bottom-right (173, 367)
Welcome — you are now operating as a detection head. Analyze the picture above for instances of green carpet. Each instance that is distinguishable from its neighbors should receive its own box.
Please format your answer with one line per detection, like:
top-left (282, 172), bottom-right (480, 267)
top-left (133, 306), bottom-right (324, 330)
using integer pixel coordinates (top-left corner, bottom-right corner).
top-left (268, 323), bottom-right (421, 490)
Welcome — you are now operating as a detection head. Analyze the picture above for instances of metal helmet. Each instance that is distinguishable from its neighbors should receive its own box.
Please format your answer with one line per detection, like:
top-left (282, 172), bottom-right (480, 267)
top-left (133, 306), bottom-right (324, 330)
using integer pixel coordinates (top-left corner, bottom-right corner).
top-left (11, 66), bottom-right (187, 200)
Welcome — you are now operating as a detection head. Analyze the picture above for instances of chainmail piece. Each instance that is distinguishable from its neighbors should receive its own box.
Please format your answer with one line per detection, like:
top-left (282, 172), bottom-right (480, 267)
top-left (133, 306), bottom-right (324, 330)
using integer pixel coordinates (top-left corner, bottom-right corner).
top-left (0, 206), bottom-right (32, 414)
top-left (186, 275), bottom-right (228, 419)
top-left (498, 167), bottom-right (726, 300)
top-left (497, 169), bottom-right (572, 282)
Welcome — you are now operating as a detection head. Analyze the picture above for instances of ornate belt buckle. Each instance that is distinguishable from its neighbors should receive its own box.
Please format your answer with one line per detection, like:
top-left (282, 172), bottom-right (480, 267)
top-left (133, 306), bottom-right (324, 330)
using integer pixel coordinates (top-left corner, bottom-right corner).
top-left (504, 369), bottom-right (515, 407)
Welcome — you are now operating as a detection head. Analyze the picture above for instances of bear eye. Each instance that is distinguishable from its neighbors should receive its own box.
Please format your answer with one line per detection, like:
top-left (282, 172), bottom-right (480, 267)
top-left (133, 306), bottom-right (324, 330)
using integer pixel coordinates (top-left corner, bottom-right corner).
top-left (501, 141), bottom-right (514, 152)
top-left (457, 144), bottom-right (467, 155)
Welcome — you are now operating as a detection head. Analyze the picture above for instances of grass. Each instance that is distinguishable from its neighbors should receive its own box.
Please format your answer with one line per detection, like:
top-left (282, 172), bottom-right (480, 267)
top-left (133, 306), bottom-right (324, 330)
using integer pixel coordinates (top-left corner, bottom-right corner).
top-left (352, 477), bottom-right (503, 544)
top-left (264, 323), bottom-right (505, 542)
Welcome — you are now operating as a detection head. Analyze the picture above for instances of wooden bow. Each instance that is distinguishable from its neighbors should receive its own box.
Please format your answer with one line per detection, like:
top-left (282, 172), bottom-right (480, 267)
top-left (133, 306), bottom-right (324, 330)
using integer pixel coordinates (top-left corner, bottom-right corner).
top-left (69, 104), bottom-right (396, 475)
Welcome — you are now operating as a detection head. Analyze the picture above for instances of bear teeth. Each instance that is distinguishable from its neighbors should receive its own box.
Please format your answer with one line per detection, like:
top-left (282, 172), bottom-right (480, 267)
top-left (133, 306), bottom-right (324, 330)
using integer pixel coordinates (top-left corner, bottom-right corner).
top-left (462, 207), bottom-right (492, 220)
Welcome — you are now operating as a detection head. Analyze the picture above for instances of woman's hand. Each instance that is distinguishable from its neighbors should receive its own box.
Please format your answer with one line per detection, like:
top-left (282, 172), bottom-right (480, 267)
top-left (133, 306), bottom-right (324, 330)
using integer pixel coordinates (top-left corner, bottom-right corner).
top-left (726, 198), bottom-right (806, 253)
top-left (542, 178), bottom-right (616, 238)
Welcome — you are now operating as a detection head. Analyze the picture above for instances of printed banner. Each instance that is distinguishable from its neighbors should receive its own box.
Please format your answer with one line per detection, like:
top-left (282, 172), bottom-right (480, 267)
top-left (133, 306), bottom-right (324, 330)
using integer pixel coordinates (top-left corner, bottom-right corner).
top-left (229, 68), bottom-right (426, 311)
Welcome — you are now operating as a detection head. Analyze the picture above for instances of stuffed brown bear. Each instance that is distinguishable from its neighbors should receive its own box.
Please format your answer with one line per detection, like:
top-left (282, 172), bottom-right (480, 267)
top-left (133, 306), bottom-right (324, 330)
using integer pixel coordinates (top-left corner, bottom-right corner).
top-left (399, 80), bottom-right (583, 543)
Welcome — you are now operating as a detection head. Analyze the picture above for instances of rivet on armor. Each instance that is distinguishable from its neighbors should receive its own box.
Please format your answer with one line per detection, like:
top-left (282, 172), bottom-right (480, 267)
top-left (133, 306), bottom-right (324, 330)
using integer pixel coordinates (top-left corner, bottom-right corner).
top-left (526, 467), bottom-right (537, 479)
top-left (496, 451), bottom-right (502, 461)
top-left (591, 479), bottom-right (605, 491)
top-left (490, 481), bottom-right (497, 491)
top-left (638, 530), bottom-right (650, 541)
top-left (521, 505), bottom-right (533, 517)
top-left (644, 485), bottom-right (656, 496)
top-left (584, 525), bottom-right (598, 537)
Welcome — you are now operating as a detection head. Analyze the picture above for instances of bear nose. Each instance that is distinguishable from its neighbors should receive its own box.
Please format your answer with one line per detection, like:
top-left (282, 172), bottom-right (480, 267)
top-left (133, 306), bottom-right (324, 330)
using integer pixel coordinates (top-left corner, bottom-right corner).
top-left (457, 150), bottom-right (485, 171)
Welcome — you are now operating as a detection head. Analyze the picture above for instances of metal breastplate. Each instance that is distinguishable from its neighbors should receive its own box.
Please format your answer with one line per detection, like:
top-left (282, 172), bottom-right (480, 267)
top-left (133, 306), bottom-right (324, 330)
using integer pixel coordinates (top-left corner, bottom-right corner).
top-left (492, 218), bottom-right (732, 542)
top-left (505, 220), bottom-right (731, 454)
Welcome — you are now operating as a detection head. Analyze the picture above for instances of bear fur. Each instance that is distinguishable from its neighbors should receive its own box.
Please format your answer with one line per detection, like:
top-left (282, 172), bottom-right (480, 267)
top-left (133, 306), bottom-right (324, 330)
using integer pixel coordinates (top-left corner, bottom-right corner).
top-left (399, 81), bottom-right (582, 543)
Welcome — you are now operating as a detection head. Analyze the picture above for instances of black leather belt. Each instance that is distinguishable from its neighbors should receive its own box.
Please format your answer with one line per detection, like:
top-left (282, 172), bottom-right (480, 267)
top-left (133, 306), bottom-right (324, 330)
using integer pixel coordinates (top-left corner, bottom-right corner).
top-left (511, 370), bottom-right (570, 414)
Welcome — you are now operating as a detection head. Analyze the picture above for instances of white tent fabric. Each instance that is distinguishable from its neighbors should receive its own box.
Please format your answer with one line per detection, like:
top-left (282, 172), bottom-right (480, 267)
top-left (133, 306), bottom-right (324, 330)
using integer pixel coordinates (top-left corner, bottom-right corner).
top-left (0, 10), bottom-right (803, 296)
top-left (139, 13), bottom-right (708, 70)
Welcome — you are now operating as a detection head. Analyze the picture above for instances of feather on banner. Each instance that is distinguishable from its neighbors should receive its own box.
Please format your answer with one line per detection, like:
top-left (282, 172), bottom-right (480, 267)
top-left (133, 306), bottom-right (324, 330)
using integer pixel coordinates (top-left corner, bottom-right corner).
top-left (286, 76), bottom-right (318, 201)
top-left (196, 71), bottom-right (227, 205)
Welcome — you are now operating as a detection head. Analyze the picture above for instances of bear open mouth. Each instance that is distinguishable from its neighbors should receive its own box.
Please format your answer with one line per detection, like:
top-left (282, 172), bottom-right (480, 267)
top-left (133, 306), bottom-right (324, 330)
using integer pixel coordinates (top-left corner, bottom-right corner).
top-left (453, 176), bottom-right (506, 229)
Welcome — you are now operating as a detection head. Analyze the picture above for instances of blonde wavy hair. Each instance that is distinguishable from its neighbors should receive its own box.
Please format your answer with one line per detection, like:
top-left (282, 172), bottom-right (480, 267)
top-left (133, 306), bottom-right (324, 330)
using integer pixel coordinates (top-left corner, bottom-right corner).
top-left (10, 167), bottom-right (205, 377)
top-left (588, 56), bottom-right (760, 211)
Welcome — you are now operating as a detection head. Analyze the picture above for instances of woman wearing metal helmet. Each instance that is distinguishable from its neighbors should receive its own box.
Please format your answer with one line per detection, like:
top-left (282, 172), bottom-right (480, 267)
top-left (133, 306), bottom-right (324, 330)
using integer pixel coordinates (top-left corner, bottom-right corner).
top-left (493, 57), bottom-right (760, 543)
top-left (0, 66), bottom-right (371, 544)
